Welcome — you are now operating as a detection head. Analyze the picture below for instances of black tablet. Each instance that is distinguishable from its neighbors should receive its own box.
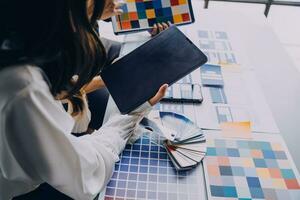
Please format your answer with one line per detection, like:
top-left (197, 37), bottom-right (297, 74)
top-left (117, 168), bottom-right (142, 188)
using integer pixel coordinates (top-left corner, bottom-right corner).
top-left (101, 26), bottom-right (207, 114)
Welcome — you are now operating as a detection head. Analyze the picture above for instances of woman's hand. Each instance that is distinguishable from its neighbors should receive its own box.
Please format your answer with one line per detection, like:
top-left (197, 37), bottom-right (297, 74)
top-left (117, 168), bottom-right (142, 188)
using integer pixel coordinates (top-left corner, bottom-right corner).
top-left (83, 76), bottom-right (106, 94)
top-left (149, 22), bottom-right (171, 36)
top-left (100, 0), bottom-right (124, 20)
top-left (148, 84), bottom-right (168, 106)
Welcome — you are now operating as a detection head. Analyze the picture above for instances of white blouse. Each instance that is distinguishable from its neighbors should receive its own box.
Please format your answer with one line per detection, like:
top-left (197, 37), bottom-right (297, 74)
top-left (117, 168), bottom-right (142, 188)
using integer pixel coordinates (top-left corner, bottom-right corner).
top-left (0, 65), bottom-right (151, 200)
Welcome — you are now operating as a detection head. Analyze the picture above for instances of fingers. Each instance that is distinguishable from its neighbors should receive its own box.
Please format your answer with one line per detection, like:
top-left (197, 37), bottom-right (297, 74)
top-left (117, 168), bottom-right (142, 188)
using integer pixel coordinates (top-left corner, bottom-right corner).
top-left (149, 84), bottom-right (169, 106)
top-left (101, 0), bottom-right (124, 19)
top-left (149, 24), bottom-right (158, 36)
top-left (113, 2), bottom-right (125, 15)
top-left (114, 1), bottom-right (125, 8)
top-left (149, 21), bottom-right (172, 36)
top-left (113, 8), bottom-right (123, 15)
top-left (157, 23), bottom-right (163, 32)
top-left (162, 22), bottom-right (168, 29)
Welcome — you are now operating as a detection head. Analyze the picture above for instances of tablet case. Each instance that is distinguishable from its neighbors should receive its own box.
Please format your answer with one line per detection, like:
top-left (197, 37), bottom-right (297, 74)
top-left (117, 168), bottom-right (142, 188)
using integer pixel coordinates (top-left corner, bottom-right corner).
top-left (111, 0), bottom-right (195, 34)
top-left (101, 26), bottom-right (207, 114)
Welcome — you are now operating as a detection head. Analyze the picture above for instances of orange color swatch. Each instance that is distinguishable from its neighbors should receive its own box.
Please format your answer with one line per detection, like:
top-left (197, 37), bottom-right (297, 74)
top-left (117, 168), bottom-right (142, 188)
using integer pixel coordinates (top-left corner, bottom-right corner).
top-left (220, 121), bottom-right (252, 139)
top-left (128, 12), bottom-right (138, 20)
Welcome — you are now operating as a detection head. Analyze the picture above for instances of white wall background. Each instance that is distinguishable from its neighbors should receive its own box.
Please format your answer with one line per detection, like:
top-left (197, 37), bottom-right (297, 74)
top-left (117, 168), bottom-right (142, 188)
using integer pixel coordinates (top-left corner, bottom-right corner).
top-left (198, 1), bottom-right (300, 72)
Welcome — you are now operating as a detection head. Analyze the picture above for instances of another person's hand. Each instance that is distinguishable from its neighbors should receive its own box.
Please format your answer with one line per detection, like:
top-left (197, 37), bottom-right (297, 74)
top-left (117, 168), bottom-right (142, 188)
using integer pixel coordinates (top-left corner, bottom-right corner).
top-left (100, 0), bottom-right (124, 20)
top-left (148, 84), bottom-right (168, 106)
top-left (149, 22), bottom-right (171, 36)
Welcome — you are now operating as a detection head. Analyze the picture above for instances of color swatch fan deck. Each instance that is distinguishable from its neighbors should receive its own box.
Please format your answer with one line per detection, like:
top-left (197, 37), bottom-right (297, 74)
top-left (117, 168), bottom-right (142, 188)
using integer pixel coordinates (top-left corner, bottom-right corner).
top-left (111, 0), bottom-right (195, 34)
top-left (158, 112), bottom-right (206, 170)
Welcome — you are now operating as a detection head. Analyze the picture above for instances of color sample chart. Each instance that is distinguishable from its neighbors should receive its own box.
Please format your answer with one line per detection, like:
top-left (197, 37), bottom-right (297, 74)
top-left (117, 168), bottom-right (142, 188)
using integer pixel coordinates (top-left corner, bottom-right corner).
top-left (194, 64), bottom-right (279, 133)
top-left (197, 30), bottom-right (238, 65)
top-left (204, 131), bottom-right (300, 200)
top-left (209, 87), bottom-right (227, 104)
top-left (201, 64), bottom-right (224, 86)
top-left (104, 136), bottom-right (203, 200)
top-left (112, 0), bottom-right (194, 33)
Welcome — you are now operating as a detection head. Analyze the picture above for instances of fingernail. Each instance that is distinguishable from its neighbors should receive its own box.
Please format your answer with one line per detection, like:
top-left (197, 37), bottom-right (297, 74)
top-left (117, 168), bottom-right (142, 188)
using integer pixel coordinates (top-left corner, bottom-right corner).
top-left (118, 0), bottom-right (126, 4)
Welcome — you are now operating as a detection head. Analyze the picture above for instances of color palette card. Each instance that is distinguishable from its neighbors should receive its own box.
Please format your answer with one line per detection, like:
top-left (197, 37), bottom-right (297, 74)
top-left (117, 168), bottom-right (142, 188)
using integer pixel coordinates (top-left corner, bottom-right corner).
top-left (200, 64), bottom-right (224, 86)
top-left (220, 121), bottom-right (252, 139)
top-left (203, 131), bottom-right (300, 200)
top-left (105, 134), bottom-right (205, 200)
top-left (162, 83), bottom-right (203, 103)
top-left (111, 0), bottom-right (195, 34)
top-left (196, 30), bottom-right (240, 66)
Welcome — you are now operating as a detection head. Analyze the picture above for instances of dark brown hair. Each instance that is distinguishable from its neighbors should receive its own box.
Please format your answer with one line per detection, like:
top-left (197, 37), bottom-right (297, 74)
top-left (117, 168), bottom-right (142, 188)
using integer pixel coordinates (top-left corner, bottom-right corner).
top-left (0, 0), bottom-right (107, 114)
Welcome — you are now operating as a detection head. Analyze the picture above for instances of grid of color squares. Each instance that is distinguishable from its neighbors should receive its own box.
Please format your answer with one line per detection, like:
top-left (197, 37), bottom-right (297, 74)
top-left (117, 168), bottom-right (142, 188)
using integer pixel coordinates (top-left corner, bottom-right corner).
top-left (114, 0), bottom-right (193, 31)
top-left (200, 64), bottom-right (224, 87)
top-left (209, 87), bottom-right (227, 104)
top-left (215, 106), bottom-right (233, 123)
top-left (105, 136), bottom-right (203, 199)
top-left (204, 134), bottom-right (300, 200)
top-left (162, 83), bottom-right (202, 103)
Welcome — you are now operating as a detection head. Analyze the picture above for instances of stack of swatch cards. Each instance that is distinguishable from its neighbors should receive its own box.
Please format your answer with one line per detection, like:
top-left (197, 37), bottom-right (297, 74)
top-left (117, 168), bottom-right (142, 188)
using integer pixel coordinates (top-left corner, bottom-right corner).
top-left (162, 83), bottom-right (203, 103)
top-left (142, 111), bottom-right (207, 170)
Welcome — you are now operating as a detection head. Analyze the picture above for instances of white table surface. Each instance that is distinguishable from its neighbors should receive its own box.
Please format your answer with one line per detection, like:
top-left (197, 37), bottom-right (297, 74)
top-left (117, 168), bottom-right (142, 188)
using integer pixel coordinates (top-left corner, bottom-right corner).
top-left (98, 2), bottom-right (300, 198)
top-left (193, 4), bottom-right (300, 172)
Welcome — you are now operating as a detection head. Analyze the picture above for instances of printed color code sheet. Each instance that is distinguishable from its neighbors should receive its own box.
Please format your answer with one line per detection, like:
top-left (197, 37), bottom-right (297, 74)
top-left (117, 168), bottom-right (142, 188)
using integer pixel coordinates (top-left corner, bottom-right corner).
top-left (112, 0), bottom-right (194, 33)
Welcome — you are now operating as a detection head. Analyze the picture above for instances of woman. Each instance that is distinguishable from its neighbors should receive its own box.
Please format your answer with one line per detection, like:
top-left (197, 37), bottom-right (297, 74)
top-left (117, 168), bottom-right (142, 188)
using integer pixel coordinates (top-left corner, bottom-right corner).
top-left (0, 0), bottom-right (168, 199)
top-left (72, 1), bottom-right (170, 136)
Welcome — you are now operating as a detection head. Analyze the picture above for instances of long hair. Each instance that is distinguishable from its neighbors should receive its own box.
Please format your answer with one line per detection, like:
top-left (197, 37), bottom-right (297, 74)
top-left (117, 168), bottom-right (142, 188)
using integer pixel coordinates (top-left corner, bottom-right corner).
top-left (0, 0), bottom-right (107, 115)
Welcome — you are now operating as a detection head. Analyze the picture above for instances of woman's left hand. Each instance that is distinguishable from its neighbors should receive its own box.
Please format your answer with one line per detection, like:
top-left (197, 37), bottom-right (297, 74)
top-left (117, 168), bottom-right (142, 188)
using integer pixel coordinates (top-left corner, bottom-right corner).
top-left (149, 22), bottom-right (171, 36)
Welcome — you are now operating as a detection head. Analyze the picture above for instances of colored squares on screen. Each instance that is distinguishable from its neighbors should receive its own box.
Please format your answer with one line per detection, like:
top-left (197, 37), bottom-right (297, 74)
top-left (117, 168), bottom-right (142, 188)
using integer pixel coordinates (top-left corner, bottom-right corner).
top-left (114, 0), bottom-right (193, 32)
top-left (205, 137), bottom-right (300, 200)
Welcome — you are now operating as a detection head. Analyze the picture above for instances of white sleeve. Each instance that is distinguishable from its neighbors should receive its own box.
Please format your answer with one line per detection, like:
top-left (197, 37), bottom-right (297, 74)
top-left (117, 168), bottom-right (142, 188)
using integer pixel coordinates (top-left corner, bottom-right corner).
top-left (2, 86), bottom-right (151, 200)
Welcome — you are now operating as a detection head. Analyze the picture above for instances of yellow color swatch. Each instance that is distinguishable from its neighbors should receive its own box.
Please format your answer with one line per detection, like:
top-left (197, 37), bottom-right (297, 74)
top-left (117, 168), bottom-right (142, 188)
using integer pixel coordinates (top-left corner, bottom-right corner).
top-left (251, 149), bottom-right (263, 158)
top-left (272, 179), bottom-right (287, 189)
top-left (242, 158), bottom-right (254, 168)
top-left (220, 121), bottom-right (252, 139)
top-left (256, 168), bottom-right (270, 178)
top-left (178, 0), bottom-right (187, 4)
top-left (146, 9), bottom-right (155, 19)
top-left (173, 14), bottom-right (183, 23)
top-left (271, 143), bottom-right (283, 151)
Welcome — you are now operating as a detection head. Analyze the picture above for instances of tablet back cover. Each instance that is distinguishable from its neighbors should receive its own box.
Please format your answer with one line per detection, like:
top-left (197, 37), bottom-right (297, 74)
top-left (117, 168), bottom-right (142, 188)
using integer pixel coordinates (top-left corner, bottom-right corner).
top-left (101, 26), bottom-right (207, 114)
